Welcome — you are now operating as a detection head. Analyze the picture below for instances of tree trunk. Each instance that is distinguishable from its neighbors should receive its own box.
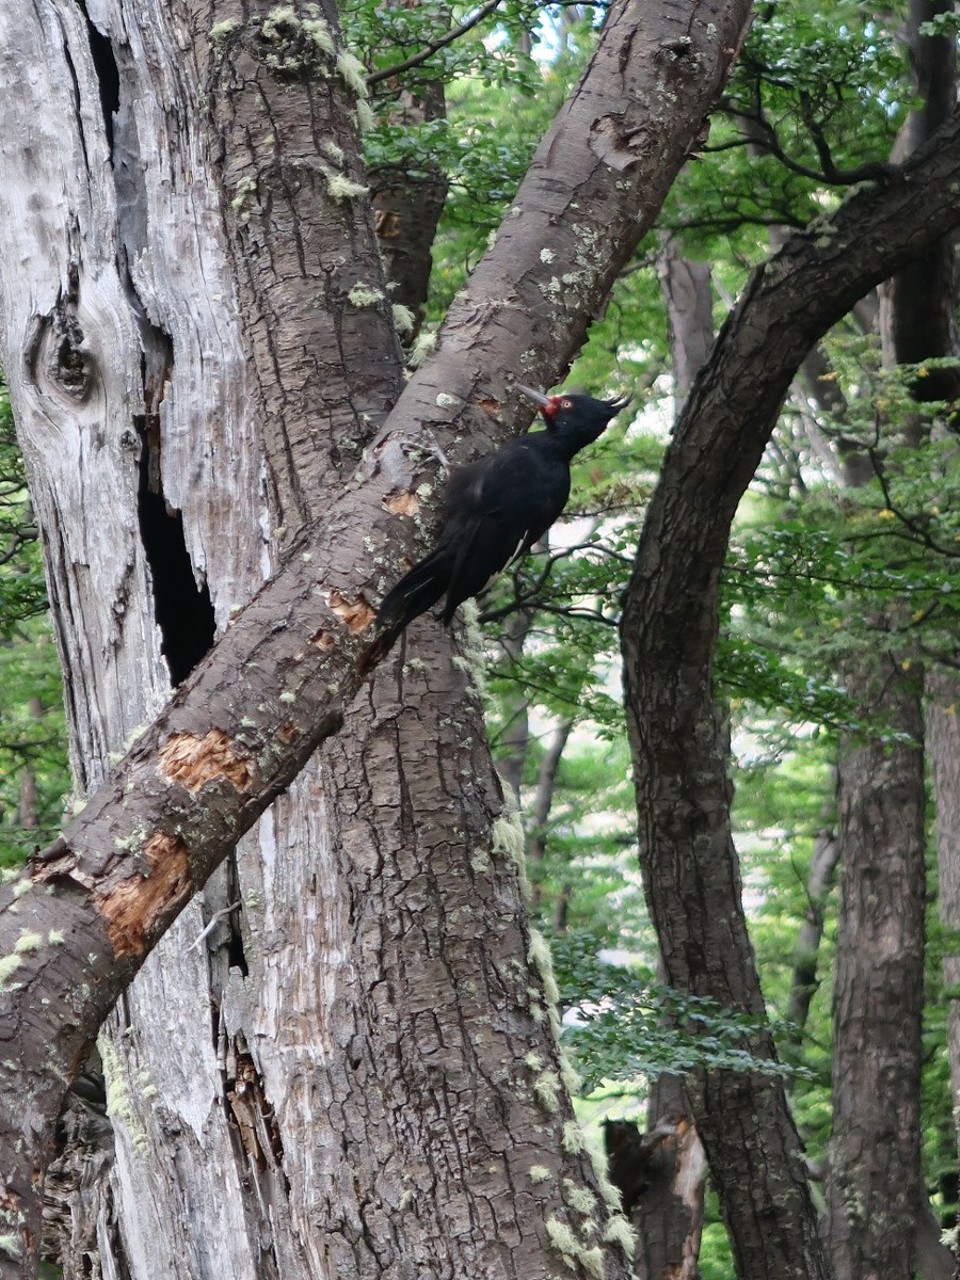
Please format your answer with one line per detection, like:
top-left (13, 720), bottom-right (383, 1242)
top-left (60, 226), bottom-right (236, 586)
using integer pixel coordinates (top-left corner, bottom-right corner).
top-left (784, 826), bottom-right (839, 1067)
top-left (926, 664), bottom-right (960, 1268)
top-left (616, 115), bottom-right (960, 1280)
top-left (629, 239), bottom-right (714, 1280)
top-left (0, 0), bottom-right (755, 1274)
top-left (825, 8), bottom-right (957, 1277)
top-left (827, 660), bottom-right (931, 1280)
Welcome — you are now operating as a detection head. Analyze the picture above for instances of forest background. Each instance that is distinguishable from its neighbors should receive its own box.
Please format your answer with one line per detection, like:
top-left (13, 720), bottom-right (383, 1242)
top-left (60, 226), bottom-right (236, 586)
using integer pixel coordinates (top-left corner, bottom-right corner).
top-left (0, 0), bottom-right (959, 1278)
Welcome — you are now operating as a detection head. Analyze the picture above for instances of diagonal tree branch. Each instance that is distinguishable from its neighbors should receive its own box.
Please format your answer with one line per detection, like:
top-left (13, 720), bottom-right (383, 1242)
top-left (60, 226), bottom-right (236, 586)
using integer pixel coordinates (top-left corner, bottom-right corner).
top-left (366, 0), bottom-right (504, 88)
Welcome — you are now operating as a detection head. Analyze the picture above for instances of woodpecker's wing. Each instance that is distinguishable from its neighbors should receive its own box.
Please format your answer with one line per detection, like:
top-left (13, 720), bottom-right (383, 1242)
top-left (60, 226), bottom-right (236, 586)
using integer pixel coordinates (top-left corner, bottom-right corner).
top-left (437, 438), bottom-right (570, 621)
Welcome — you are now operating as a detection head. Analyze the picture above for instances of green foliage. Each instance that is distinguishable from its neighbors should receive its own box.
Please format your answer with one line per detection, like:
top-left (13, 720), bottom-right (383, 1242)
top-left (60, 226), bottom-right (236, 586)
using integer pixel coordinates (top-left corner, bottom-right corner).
top-left (551, 932), bottom-right (812, 1096)
top-left (0, 394), bottom-right (46, 632)
top-left (0, 387), bottom-right (70, 861)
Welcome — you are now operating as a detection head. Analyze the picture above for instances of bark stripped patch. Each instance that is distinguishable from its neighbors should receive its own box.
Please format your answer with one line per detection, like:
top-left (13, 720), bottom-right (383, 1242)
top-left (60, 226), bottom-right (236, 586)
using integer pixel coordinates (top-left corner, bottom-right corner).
top-left (382, 489), bottom-right (420, 517)
top-left (588, 116), bottom-right (650, 170)
top-left (159, 728), bottom-right (253, 793)
top-left (323, 588), bottom-right (376, 633)
top-left (477, 396), bottom-right (502, 419)
top-left (310, 628), bottom-right (335, 652)
top-left (99, 833), bottom-right (191, 959)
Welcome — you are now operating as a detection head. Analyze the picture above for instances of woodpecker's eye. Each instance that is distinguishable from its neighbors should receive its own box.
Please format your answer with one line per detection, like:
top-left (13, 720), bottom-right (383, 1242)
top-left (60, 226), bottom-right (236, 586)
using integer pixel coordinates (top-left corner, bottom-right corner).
top-left (560, 398), bottom-right (572, 409)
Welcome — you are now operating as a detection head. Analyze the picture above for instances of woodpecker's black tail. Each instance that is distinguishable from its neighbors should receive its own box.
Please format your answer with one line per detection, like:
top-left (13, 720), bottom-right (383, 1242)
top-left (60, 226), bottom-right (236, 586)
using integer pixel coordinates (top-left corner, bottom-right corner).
top-left (375, 548), bottom-right (452, 633)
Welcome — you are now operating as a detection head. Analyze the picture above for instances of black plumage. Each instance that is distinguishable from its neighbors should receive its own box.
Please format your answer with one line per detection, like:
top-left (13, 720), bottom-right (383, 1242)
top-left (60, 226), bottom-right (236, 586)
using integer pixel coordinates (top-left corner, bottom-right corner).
top-left (375, 385), bottom-right (631, 635)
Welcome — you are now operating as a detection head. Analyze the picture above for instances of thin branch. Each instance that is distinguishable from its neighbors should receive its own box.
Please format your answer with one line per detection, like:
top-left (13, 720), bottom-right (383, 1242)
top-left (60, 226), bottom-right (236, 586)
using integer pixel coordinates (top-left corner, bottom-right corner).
top-left (366, 0), bottom-right (505, 87)
top-left (866, 445), bottom-right (960, 560)
top-left (715, 84), bottom-right (899, 186)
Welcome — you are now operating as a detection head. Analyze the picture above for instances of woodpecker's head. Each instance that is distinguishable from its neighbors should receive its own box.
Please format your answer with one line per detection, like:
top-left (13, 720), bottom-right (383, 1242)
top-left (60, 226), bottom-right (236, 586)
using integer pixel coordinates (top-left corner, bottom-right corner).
top-left (516, 384), bottom-right (632, 454)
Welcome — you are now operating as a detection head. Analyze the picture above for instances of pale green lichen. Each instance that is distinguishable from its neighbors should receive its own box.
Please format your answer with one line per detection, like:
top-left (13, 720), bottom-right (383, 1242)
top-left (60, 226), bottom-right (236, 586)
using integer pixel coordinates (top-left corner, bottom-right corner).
top-left (561, 1120), bottom-right (586, 1154)
top-left (336, 49), bottom-right (369, 97)
top-left (12, 879), bottom-right (32, 899)
top-left (211, 17), bottom-right (241, 39)
top-left (323, 139), bottom-right (346, 165)
top-left (303, 13), bottom-right (336, 55)
top-left (529, 928), bottom-right (565, 1010)
top-left (545, 1217), bottom-right (579, 1258)
top-left (407, 329), bottom-right (436, 368)
top-left (529, 1163), bottom-right (552, 1184)
top-left (594, 1156), bottom-right (623, 1211)
top-left (578, 1245), bottom-right (605, 1279)
top-left (524, 1050), bottom-right (544, 1071)
top-left (47, 929), bottom-right (65, 946)
top-left (491, 811), bottom-right (525, 869)
top-left (230, 175), bottom-right (258, 213)
top-left (14, 931), bottom-right (43, 954)
top-left (392, 303), bottom-right (416, 335)
top-left (528, 928), bottom-right (552, 971)
top-left (603, 1214), bottom-right (637, 1258)
top-left (356, 98), bottom-right (376, 131)
top-left (100, 1037), bottom-right (151, 1158)
top-left (348, 284), bottom-right (385, 307)
top-left (564, 1180), bottom-right (598, 1216)
top-left (262, 5), bottom-right (299, 39)
top-left (327, 172), bottom-right (369, 202)
top-left (0, 955), bottom-right (22, 990)
top-left (533, 1070), bottom-right (561, 1114)
top-left (435, 391), bottom-right (459, 408)
top-left (470, 850), bottom-right (491, 874)
top-left (540, 247), bottom-right (556, 263)
top-left (559, 1049), bottom-right (583, 1096)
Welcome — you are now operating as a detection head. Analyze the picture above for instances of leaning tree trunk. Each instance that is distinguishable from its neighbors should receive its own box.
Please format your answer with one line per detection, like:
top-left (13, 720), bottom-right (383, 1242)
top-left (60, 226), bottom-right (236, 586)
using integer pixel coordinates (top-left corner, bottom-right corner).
top-left (618, 110), bottom-right (960, 1280)
top-left (0, 0), bottom-right (756, 1275)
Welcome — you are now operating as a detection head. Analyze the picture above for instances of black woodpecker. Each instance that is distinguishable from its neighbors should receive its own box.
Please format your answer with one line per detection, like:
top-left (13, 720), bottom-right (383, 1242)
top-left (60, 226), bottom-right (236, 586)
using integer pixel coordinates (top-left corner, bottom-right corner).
top-left (375, 384), bottom-right (631, 636)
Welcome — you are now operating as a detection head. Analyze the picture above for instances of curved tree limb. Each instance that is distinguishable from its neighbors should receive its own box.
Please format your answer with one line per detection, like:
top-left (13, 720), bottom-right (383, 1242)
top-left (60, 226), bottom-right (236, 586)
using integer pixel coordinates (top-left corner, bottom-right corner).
top-left (620, 106), bottom-right (960, 1280)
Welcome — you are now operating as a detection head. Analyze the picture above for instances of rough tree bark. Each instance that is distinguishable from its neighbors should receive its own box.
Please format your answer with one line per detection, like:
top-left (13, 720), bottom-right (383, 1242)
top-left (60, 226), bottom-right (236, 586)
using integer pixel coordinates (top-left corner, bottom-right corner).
top-left (627, 237), bottom-right (712, 1280)
top-left (826, 6), bottom-right (957, 1276)
top-left (0, 0), bottom-right (754, 1275)
top-left (783, 826), bottom-right (839, 1066)
top-left (619, 108), bottom-right (960, 1280)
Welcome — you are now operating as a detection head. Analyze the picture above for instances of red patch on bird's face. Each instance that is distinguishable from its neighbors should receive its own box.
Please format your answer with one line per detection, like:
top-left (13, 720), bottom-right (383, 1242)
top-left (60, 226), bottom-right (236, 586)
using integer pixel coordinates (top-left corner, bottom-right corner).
top-left (542, 395), bottom-right (574, 421)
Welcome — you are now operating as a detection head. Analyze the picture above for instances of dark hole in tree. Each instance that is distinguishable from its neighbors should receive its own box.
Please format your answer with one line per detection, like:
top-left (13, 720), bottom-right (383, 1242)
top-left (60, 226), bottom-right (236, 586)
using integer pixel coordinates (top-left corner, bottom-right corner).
top-left (136, 416), bottom-right (216, 687)
top-left (80, 2), bottom-right (120, 153)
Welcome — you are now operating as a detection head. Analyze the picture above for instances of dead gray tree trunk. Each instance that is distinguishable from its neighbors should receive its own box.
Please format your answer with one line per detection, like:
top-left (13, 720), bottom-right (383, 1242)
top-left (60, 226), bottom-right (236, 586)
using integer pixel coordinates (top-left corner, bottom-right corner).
top-left (0, 0), bottom-right (754, 1275)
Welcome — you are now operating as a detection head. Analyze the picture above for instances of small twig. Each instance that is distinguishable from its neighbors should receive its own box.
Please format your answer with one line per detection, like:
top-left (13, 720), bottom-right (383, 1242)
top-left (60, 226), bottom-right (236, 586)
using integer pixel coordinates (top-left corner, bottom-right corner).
top-left (367, 0), bottom-right (504, 88)
top-left (866, 445), bottom-right (960, 560)
top-left (184, 901), bottom-right (242, 954)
